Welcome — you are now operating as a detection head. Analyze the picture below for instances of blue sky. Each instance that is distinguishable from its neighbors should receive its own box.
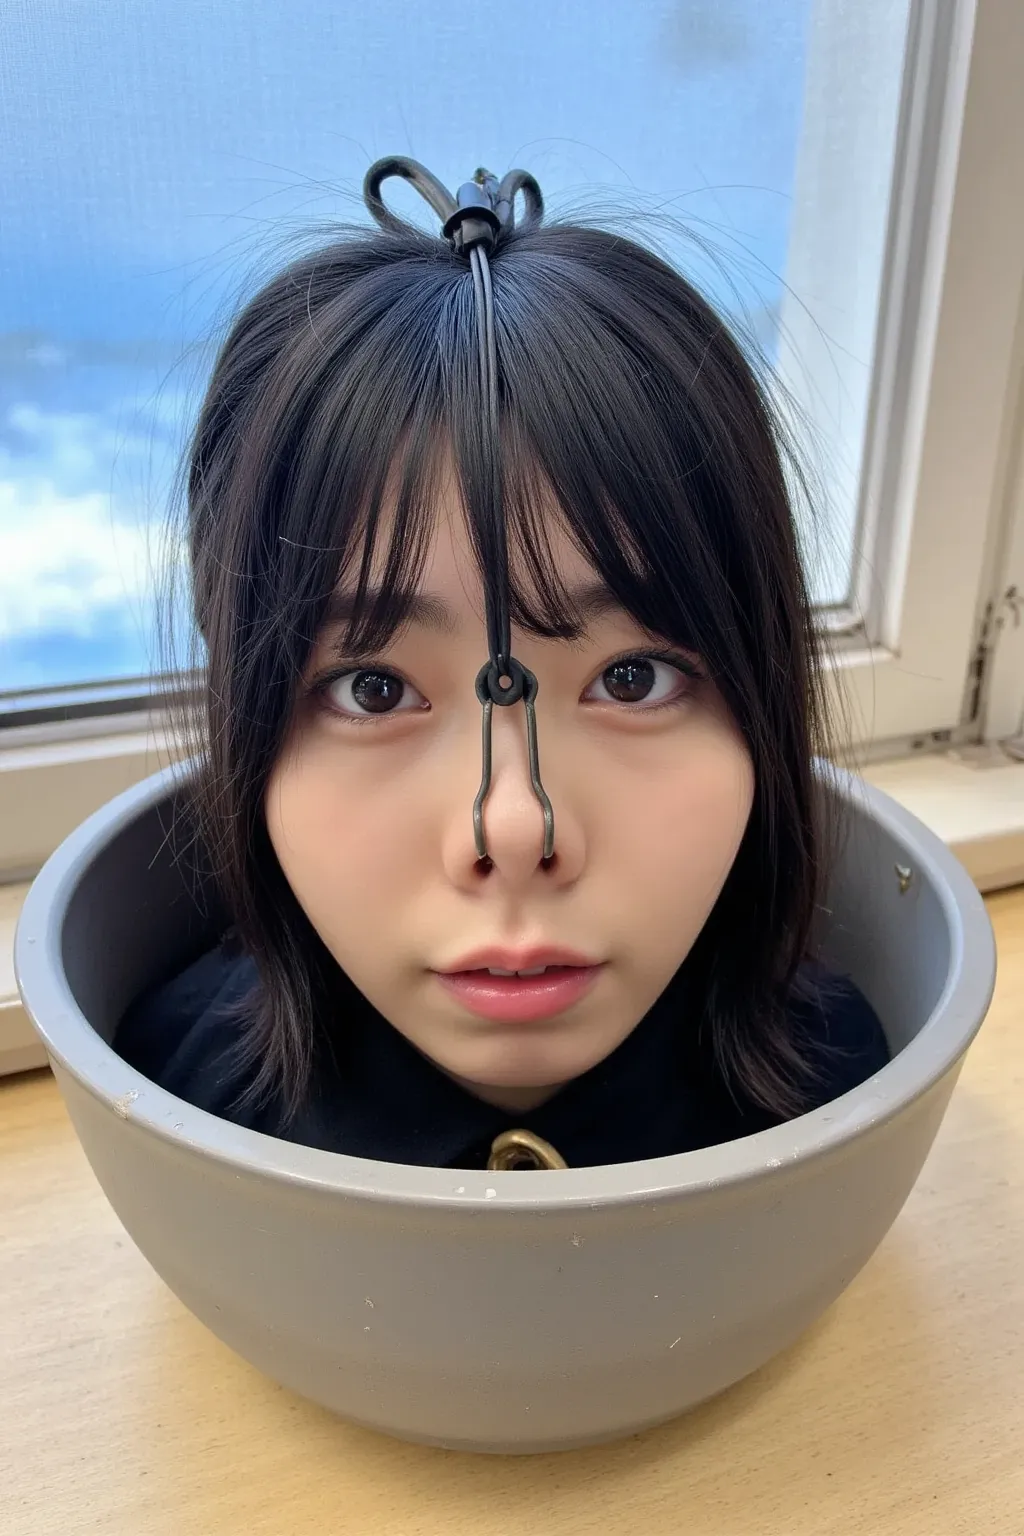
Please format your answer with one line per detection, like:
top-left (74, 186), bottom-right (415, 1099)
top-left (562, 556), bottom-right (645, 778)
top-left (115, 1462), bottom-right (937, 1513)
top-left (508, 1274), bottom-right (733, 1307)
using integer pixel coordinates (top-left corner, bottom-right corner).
top-left (0, 0), bottom-right (811, 691)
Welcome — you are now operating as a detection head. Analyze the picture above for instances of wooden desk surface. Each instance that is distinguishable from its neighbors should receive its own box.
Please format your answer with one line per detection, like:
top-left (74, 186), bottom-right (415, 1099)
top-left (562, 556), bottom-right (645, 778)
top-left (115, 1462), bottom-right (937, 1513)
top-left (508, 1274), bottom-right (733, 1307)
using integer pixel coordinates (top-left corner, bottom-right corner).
top-left (3, 892), bottom-right (1023, 1536)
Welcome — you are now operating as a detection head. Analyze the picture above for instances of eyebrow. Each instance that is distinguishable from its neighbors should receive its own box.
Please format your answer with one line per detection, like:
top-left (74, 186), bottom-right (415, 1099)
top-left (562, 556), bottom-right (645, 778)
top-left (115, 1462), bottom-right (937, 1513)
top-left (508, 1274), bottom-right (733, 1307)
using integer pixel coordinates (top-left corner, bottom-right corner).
top-left (320, 581), bottom-right (629, 637)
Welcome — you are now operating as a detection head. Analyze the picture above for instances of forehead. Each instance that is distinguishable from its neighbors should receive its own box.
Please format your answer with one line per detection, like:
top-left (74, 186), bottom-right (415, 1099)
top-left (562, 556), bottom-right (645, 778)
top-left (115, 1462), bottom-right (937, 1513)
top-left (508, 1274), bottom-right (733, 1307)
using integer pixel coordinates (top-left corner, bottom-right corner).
top-left (428, 493), bottom-right (594, 601)
top-left (334, 461), bottom-right (609, 625)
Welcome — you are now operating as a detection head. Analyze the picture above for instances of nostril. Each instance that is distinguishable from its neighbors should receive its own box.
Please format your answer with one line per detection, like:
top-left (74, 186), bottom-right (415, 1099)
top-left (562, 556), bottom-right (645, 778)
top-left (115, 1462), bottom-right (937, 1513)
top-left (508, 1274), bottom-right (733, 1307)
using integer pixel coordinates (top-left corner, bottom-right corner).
top-left (541, 852), bottom-right (557, 872)
top-left (475, 854), bottom-right (494, 875)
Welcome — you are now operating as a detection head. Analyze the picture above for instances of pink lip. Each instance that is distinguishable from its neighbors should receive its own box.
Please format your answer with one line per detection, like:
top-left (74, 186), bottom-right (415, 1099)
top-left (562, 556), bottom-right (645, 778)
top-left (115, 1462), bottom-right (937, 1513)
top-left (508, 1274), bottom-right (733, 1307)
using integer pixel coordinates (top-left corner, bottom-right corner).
top-left (438, 945), bottom-right (598, 974)
top-left (433, 963), bottom-right (604, 1024)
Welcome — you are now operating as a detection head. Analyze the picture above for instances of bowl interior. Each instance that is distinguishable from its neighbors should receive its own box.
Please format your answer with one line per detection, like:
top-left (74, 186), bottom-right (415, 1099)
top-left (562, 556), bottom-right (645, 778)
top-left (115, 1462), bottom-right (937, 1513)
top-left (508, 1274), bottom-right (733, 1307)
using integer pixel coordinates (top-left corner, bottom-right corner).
top-left (58, 769), bottom-right (954, 1064)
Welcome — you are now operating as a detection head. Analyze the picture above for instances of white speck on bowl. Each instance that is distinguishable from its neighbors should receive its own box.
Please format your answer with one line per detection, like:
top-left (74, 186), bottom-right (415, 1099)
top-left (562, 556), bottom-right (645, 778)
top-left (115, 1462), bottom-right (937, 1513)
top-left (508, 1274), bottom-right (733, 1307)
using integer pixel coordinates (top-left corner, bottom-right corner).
top-left (112, 1090), bottom-right (139, 1120)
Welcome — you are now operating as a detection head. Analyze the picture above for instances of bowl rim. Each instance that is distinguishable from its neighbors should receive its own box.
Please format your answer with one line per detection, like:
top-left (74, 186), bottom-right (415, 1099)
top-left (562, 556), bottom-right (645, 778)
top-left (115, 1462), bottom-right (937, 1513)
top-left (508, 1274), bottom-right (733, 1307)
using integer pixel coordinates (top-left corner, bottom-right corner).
top-left (14, 758), bottom-right (996, 1213)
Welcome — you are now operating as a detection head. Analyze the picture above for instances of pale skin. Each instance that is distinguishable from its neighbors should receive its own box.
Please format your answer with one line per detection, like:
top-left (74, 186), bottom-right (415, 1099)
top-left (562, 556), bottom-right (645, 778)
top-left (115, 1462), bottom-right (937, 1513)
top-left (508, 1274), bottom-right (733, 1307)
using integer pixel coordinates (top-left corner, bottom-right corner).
top-left (265, 472), bottom-right (755, 1113)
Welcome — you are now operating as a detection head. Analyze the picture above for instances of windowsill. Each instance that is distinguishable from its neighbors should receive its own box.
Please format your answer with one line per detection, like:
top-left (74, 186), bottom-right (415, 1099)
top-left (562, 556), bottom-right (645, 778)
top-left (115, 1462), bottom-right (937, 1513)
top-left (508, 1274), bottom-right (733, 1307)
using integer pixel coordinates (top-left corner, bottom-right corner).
top-left (4, 747), bottom-right (1024, 1077)
top-left (858, 744), bottom-right (1024, 889)
top-left (0, 717), bottom-right (180, 884)
top-left (0, 882), bottom-right (49, 1074)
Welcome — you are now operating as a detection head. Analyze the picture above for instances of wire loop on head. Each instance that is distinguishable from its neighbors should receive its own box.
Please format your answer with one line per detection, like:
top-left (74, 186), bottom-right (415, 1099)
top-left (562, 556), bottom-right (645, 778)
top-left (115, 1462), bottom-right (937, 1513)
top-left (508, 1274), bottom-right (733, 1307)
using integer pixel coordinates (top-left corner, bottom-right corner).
top-left (362, 155), bottom-right (555, 868)
top-left (494, 169), bottom-right (544, 232)
top-left (363, 156), bottom-right (457, 234)
top-left (362, 157), bottom-right (544, 244)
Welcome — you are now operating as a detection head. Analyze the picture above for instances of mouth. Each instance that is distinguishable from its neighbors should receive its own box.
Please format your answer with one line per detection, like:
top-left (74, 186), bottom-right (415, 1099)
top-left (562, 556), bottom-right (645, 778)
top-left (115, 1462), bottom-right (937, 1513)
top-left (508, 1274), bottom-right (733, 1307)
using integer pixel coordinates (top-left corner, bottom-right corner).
top-left (432, 963), bottom-right (604, 1024)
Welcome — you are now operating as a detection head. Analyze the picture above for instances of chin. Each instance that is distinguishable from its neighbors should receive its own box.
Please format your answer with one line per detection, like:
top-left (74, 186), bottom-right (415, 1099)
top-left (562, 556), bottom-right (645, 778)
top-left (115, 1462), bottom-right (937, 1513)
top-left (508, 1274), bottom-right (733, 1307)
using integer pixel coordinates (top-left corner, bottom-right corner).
top-left (454, 1038), bottom-right (607, 1092)
top-left (469, 1066), bottom-right (571, 1093)
top-left (422, 1010), bottom-right (637, 1099)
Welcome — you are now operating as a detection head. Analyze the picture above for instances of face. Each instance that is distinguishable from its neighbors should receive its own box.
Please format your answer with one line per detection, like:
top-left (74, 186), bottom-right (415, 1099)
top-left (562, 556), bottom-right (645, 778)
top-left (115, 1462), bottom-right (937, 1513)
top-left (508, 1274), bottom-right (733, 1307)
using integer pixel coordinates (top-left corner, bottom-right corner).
top-left (265, 469), bottom-right (755, 1112)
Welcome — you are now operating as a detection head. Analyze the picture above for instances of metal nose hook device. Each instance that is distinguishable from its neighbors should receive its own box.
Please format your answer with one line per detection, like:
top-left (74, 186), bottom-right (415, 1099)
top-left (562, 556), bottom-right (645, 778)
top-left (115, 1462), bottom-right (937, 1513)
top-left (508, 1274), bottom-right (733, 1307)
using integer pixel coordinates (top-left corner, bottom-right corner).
top-left (363, 156), bottom-right (556, 866)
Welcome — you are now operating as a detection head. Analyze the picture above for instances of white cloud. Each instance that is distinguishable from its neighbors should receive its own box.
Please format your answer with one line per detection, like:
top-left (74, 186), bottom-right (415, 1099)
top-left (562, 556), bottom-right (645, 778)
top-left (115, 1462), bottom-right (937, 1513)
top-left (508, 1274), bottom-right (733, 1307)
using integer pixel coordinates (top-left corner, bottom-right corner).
top-left (4, 401), bottom-right (174, 503)
top-left (0, 401), bottom-right (185, 641)
top-left (0, 475), bottom-right (178, 640)
top-left (22, 342), bottom-right (68, 368)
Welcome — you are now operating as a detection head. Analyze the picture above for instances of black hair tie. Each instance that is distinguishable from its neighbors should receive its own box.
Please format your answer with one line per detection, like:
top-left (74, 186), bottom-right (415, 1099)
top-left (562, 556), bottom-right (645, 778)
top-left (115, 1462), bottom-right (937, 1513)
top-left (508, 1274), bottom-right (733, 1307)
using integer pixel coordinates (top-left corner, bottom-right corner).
top-left (362, 156), bottom-right (555, 866)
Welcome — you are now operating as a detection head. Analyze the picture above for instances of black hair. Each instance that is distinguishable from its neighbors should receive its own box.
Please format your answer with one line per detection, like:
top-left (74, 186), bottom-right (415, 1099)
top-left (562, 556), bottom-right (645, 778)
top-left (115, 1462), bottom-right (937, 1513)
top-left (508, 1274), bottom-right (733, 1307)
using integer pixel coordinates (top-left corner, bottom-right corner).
top-left (167, 206), bottom-right (844, 1126)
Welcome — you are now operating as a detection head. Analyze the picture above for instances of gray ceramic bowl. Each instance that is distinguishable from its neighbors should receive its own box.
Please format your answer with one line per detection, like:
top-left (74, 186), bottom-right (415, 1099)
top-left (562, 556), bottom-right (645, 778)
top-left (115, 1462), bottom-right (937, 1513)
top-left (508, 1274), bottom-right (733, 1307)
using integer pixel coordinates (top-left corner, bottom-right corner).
top-left (15, 759), bottom-right (995, 1453)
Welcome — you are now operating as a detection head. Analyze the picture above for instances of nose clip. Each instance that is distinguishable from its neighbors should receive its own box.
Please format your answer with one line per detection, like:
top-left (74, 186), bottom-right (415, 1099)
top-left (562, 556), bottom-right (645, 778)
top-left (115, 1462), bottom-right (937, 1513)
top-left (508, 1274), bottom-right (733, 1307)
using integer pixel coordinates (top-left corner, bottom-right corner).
top-left (473, 656), bottom-right (555, 864)
top-left (361, 156), bottom-right (556, 873)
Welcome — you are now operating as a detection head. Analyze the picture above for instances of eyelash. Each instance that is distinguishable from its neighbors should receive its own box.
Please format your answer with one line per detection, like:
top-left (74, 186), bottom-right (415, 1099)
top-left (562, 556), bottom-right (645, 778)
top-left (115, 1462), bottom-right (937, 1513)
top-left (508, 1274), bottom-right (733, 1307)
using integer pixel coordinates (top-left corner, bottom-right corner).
top-left (308, 649), bottom-right (705, 727)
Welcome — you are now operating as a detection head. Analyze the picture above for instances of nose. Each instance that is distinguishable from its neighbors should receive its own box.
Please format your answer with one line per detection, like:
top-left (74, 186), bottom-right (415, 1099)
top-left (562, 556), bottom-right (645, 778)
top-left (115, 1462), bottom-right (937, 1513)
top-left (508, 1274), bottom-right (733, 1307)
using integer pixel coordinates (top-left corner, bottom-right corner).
top-left (441, 700), bottom-right (581, 891)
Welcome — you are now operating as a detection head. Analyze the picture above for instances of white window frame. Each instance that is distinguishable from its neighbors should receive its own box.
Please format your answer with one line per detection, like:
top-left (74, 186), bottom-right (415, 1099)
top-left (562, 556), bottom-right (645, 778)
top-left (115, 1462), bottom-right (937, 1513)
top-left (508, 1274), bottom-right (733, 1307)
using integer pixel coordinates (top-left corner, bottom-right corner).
top-left (785, 0), bottom-right (1024, 753)
top-left (2, 0), bottom-right (1023, 881)
top-left (974, 288), bottom-right (1024, 748)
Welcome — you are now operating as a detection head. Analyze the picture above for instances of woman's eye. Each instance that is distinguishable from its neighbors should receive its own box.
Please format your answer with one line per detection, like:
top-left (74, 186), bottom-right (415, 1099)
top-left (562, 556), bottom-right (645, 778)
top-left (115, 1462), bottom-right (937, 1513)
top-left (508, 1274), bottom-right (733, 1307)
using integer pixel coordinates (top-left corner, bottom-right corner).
top-left (317, 651), bottom-right (700, 722)
top-left (322, 668), bottom-right (425, 720)
top-left (586, 654), bottom-right (698, 709)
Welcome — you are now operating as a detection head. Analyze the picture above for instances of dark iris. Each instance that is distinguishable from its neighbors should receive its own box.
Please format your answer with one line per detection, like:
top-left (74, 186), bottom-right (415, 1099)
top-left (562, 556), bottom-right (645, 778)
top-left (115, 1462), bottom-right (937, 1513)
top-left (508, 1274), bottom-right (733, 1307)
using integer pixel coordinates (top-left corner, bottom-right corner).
top-left (603, 657), bottom-right (656, 703)
top-left (352, 670), bottom-right (404, 713)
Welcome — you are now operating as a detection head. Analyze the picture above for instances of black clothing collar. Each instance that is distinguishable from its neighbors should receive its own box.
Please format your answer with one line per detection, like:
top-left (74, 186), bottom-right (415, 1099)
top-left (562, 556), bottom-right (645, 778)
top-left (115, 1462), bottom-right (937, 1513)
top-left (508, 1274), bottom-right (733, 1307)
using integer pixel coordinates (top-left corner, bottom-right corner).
top-left (114, 941), bottom-right (889, 1170)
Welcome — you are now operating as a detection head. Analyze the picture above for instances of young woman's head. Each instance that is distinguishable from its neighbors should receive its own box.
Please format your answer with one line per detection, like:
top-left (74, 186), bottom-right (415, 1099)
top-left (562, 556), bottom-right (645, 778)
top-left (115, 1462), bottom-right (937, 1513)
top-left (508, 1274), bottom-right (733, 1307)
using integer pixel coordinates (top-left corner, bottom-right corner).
top-left (176, 188), bottom-right (836, 1123)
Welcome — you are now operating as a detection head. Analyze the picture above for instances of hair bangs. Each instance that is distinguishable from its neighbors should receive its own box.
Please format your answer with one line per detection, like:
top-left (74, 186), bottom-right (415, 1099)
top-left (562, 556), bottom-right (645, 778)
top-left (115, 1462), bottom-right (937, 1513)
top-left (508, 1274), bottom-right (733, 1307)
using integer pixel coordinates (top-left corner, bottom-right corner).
top-left (493, 423), bottom-right (708, 659)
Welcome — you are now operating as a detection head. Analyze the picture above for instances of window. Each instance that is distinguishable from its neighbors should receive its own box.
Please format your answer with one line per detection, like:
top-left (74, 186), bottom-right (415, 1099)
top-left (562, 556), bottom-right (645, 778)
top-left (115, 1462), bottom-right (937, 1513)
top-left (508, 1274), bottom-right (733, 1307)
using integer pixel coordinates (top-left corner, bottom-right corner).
top-left (2, 0), bottom-right (1023, 877)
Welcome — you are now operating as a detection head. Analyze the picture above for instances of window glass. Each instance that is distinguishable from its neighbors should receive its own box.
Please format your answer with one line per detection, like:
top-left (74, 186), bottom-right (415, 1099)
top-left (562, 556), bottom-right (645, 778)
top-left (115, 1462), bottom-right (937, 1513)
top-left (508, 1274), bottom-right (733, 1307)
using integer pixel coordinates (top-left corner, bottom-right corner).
top-left (3, 0), bottom-right (902, 693)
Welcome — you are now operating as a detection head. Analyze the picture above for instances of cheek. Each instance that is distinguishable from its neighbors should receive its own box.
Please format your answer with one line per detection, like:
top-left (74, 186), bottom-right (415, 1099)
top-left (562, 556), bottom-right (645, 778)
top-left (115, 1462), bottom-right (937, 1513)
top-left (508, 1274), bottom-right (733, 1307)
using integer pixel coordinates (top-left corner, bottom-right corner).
top-left (264, 748), bottom-right (415, 946)
top-left (616, 731), bottom-right (754, 940)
